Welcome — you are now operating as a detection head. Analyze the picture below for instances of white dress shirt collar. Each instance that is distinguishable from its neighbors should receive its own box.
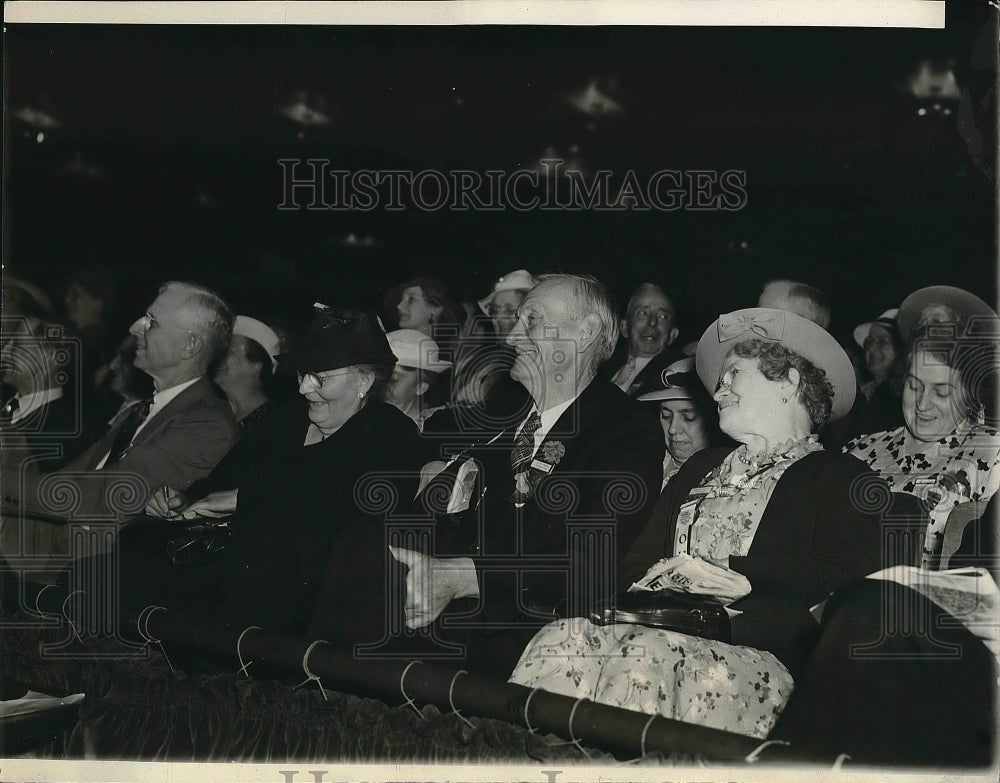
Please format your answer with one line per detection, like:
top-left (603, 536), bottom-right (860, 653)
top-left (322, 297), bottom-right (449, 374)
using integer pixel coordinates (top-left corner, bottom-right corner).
top-left (10, 387), bottom-right (64, 424)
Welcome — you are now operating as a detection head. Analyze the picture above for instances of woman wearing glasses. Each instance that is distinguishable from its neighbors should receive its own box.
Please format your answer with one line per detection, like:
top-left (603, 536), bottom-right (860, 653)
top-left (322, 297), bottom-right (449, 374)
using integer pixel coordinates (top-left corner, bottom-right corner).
top-left (142, 306), bottom-right (424, 637)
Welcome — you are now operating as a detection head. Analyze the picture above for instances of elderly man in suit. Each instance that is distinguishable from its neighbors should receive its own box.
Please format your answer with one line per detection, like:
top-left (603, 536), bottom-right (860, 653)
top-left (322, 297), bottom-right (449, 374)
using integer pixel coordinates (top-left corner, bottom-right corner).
top-left (2, 281), bottom-right (240, 532)
top-left (373, 274), bottom-right (664, 676)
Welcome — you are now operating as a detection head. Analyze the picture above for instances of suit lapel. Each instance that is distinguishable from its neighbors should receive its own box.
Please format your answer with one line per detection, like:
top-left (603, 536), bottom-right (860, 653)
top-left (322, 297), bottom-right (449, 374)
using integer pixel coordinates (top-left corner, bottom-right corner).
top-left (130, 377), bottom-right (211, 447)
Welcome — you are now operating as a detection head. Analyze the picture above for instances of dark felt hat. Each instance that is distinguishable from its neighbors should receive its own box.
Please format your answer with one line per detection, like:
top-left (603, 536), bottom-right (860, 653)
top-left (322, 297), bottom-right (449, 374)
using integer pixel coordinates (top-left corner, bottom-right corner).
top-left (280, 304), bottom-right (397, 372)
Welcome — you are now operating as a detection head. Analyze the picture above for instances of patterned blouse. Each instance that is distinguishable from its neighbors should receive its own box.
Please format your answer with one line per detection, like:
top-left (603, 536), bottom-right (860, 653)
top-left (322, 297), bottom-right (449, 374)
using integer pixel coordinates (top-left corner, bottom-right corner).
top-left (844, 424), bottom-right (1000, 567)
top-left (677, 436), bottom-right (825, 564)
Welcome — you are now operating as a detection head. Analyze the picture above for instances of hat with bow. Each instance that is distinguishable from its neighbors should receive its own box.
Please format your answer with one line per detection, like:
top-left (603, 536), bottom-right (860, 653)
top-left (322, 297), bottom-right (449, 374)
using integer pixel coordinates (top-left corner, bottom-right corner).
top-left (695, 307), bottom-right (856, 422)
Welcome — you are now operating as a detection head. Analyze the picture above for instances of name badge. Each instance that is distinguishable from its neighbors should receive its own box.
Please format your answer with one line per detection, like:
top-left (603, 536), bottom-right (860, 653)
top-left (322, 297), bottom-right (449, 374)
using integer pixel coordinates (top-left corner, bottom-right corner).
top-left (530, 459), bottom-right (554, 474)
top-left (673, 499), bottom-right (701, 555)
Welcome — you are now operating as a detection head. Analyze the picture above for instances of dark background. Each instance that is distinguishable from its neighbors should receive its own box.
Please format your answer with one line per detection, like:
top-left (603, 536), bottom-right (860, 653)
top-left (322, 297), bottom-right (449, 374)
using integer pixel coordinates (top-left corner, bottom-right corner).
top-left (4, 5), bottom-right (997, 348)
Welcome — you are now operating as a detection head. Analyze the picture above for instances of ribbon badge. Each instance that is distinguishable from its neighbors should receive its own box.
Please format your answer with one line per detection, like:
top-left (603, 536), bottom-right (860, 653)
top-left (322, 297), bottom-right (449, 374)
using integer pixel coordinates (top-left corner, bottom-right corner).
top-left (717, 310), bottom-right (785, 343)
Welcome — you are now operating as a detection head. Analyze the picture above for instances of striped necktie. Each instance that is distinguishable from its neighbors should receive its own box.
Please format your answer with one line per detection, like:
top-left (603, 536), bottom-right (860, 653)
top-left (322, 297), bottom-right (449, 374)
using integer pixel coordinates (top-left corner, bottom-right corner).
top-left (104, 397), bottom-right (153, 466)
top-left (510, 410), bottom-right (542, 477)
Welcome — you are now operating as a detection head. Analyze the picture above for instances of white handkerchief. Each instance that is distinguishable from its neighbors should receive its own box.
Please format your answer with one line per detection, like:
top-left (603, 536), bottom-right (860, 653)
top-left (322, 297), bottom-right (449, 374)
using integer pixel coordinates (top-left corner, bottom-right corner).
top-left (446, 458), bottom-right (480, 515)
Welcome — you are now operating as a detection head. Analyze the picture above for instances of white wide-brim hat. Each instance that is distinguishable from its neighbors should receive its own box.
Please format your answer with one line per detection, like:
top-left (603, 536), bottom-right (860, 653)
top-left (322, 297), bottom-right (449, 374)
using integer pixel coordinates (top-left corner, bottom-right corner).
top-left (233, 315), bottom-right (281, 370)
top-left (852, 308), bottom-right (900, 349)
top-left (477, 269), bottom-right (536, 317)
top-left (386, 329), bottom-right (452, 373)
top-left (695, 307), bottom-right (857, 422)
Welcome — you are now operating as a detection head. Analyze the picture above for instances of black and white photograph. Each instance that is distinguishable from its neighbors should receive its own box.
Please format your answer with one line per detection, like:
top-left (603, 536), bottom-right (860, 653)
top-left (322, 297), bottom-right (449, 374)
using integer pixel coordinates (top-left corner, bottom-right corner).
top-left (1, 1), bottom-right (998, 780)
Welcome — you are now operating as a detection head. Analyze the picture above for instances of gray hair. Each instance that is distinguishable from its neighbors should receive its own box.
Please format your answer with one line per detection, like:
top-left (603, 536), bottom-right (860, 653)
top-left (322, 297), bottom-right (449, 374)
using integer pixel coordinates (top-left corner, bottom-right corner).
top-left (761, 279), bottom-right (831, 330)
top-left (626, 282), bottom-right (675, 320)
top-left (160, 281), bottom-right (235, 366)
top-left (535, 273), bottom-right (619, 375)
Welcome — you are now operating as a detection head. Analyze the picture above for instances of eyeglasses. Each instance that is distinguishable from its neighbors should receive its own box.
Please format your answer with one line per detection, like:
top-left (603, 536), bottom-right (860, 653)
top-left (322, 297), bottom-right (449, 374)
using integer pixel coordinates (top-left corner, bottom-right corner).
top-left (296, 368), bottom-right (354, 389)
top-left (136, 312), bottom-right (201, 338)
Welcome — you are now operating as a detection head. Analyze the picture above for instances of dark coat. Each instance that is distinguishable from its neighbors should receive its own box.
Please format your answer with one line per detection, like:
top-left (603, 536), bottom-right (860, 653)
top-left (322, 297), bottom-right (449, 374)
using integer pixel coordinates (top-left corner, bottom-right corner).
top-left (207, 400), bottom-right (425, 637)
top-left (319, 378), bottom-right (665, 676)
top-left (619, 446), bottom-right (885, 675)
top-left (596, 343), bottom-right (686, 397)
top-left (1, 376), bottom-right (239, 565)
top-left (0, 391), bottom-right (100, 473)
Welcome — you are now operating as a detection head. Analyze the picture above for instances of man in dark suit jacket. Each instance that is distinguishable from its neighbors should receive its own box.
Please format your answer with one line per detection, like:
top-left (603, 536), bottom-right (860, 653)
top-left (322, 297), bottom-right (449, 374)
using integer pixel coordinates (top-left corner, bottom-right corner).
top-left (386, 274), bottom-right (664, 676)
top-left (2, 282), bottom-right (240, 541)
top-left (597, 282), bottom-right (684, 397)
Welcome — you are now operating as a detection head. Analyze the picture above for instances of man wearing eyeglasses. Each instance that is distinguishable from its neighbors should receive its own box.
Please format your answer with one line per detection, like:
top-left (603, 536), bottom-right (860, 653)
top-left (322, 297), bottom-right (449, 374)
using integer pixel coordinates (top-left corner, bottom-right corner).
top-left (2, 281), bottom-right (240, 528)
top-left (600, 282), bottom-right (683, 397)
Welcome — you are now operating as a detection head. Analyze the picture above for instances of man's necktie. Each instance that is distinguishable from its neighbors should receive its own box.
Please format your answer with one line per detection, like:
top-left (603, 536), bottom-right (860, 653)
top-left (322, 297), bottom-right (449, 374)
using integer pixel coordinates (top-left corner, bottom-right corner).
top-left (104, 397), bottom-right (152, 466)
top-left (510, 410), bottom-right (542, 476)
top-left (0, 397), bottom-right (20, 425)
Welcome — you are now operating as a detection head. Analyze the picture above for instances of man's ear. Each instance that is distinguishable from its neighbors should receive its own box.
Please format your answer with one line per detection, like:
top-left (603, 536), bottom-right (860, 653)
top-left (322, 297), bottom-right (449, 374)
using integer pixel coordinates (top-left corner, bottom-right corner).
top-left (618, 318), bottom-right (628, 340)
top-left (667, 326), bottom-right (680, 346)
top-left (415, 380), bottom-right (430, 398)
top-left (180, 333), bottom-right (204, 360)
top-left (579, 313), bottom-right (603, 354)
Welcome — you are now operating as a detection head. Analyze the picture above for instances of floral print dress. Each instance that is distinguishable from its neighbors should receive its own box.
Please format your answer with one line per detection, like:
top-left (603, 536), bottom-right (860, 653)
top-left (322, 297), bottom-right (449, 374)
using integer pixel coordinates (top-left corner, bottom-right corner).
top-left (845, 424), bottom-right (1000, 567)
top-left (509, 437), bottom-right (824, 738)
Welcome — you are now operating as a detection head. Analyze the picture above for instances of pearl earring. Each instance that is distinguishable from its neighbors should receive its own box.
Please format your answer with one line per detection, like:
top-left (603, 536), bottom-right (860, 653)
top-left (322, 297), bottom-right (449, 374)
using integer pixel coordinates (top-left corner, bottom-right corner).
top-left (359, 390), bottom-right (365, 399)
top-left (781, 396), bottom-right (788, 403)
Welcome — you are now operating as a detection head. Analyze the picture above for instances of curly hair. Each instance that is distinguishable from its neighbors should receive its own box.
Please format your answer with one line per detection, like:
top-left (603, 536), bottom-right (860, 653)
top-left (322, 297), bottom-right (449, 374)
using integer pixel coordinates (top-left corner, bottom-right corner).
top-left (731, 338), bottom-right (835, 432)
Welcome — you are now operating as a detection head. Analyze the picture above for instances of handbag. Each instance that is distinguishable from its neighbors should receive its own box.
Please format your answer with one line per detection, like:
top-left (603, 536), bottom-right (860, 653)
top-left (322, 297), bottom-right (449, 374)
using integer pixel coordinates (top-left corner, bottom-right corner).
top-left (589, 591), bottom-right (732, 642)
top-left (165, 518), bottom-right (232, 568)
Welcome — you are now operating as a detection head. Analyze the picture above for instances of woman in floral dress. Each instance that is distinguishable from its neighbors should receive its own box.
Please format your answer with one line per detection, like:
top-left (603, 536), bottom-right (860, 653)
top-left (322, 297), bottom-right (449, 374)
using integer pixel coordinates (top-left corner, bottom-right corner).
top-left (845, 286), bottom-right (1000, 569)
top-left (509, 307), bottom-right (884, 738)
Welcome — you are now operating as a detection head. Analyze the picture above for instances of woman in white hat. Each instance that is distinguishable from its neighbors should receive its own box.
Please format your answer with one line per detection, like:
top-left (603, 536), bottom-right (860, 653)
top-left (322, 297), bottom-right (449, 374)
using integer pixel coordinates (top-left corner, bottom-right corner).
top-left (448, 270), bottom-right (537, 410)
top-left (509, 307), bottom-right (884, 739)
top-left (845, 287), bottom-right (1000, 569)
top-left (212, 315), bottom-right (281, 429)
top-left (384, 328), bottom-right (452, 431)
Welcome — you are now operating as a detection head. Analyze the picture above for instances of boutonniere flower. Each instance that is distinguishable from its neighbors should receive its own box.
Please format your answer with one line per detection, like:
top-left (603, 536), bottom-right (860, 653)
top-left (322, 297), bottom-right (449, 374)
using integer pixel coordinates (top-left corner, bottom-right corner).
top-left (541, 441), bottom-right (566, 465)
top-left (510, 442), bottom-right (566, 506)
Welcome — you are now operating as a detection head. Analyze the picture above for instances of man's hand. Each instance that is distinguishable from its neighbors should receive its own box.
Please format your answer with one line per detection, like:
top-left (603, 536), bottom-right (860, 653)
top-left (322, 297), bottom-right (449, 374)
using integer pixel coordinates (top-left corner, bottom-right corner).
top-left (179, 489), bottom-right (239, 519)
top-left (145, 486), bottom-right (189, 519)
top-left (388, 546), bottom-right (479, 629)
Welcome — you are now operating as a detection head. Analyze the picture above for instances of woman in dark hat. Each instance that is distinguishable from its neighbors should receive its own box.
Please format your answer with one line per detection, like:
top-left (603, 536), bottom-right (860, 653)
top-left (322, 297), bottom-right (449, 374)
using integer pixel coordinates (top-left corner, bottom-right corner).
top-left (134, 306), bottom-right (425, 638)
top-left (509, 307), bottom-right (884, 739)
top-left (635, 356), bottom-right (726, 489)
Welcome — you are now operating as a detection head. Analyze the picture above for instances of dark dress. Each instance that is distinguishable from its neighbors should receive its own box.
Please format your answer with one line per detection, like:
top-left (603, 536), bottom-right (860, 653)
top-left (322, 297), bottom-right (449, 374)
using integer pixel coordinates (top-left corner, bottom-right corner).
top-left (106, 399), bottom-right (423, 640)
top-left (204, 400), bottom-right (424, 636)
top-left (767, 495), bottom-right (998, 767)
